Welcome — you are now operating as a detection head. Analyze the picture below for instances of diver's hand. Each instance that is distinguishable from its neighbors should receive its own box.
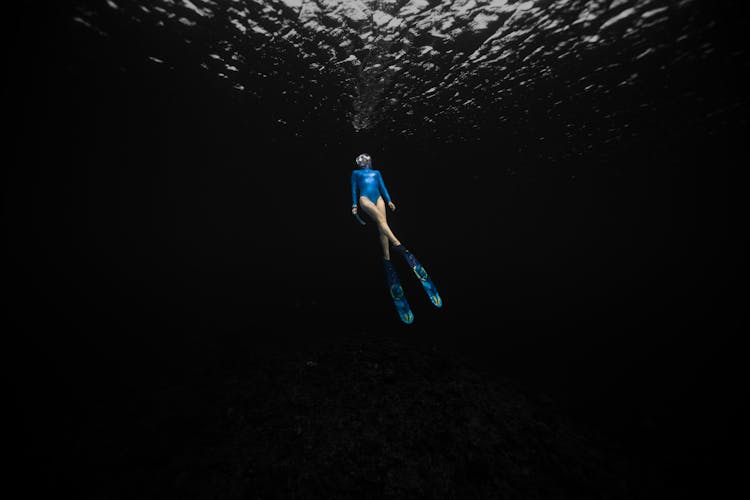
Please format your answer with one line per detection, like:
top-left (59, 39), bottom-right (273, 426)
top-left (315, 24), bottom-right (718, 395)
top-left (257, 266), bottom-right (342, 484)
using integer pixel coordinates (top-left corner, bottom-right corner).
top-left (352, 206), bottom-right (358, 215)
top-left (388, 201), bottom-right (396, 212)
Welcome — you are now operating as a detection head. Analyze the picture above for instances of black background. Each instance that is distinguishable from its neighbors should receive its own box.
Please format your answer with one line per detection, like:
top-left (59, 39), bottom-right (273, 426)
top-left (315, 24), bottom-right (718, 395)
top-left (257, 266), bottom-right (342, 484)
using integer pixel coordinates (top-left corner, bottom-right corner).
top-left (6, 1), bottom-right (747, 498)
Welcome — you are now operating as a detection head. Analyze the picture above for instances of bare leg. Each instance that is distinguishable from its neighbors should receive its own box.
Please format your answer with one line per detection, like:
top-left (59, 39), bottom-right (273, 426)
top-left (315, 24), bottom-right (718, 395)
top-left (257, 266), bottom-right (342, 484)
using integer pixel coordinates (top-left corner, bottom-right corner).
top-left (359, 196), bottom-right (402, 259)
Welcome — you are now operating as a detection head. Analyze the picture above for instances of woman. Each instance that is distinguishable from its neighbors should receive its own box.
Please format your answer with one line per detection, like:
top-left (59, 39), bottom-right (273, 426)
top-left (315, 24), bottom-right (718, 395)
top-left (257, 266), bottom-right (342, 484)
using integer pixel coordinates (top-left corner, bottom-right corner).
top-left (350, 153), bottom-right (402, 261)
top-left (350, 153), bottom-right (442, 324)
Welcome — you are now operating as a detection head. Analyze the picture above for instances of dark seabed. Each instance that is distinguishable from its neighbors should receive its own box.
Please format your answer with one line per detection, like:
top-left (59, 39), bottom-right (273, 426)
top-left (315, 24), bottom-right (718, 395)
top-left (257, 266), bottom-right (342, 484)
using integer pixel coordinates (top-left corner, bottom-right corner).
top-left (6, 1), bottom-right (747, 499)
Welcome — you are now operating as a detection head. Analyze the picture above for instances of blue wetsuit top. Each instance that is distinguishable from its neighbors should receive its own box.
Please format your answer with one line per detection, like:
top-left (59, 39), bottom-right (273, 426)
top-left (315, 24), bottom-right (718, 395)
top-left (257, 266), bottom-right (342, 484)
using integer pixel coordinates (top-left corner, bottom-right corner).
top-left (351, 168), bottom-right (392, 206)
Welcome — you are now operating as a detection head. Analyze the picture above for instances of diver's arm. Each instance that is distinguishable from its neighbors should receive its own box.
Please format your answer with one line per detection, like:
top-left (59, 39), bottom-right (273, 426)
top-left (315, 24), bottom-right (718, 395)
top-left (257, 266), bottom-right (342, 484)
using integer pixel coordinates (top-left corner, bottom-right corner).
top-left (351, 171), bottom-right (359, 214)
top-left (377, 171), bottom-right (396, 211)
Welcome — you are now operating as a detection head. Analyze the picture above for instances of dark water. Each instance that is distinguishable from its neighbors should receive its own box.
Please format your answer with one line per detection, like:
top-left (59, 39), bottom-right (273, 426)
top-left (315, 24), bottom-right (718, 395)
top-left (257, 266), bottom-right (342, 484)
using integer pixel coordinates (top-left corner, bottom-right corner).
top-left (6, 1), bottom-right (747, 498)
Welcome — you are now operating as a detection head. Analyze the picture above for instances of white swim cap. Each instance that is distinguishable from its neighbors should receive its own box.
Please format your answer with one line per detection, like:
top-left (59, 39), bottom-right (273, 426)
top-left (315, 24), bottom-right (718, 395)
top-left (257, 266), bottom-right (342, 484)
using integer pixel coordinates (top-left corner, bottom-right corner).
top-left (355, 153), bottom-right (371, 168)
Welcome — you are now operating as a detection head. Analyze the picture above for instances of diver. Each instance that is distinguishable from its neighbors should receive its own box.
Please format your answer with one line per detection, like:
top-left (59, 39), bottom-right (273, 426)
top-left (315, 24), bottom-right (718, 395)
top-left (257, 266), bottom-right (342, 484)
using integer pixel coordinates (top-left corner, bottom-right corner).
top-left (350, 153), bottom-right (402, 260)
top-left (350, 153), bottom-right (442, 323)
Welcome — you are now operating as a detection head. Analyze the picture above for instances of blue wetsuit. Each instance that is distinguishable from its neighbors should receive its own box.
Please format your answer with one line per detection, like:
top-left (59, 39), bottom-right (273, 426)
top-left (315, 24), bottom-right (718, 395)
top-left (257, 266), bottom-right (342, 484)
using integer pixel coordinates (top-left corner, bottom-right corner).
top-left (351, 168), bottom-right (392, 207)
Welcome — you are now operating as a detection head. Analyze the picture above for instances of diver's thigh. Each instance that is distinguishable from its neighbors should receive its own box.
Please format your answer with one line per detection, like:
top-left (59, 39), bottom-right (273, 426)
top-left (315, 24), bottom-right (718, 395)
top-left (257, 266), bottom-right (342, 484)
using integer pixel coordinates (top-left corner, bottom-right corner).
top-left (375, 197), bottom-right (388, 218)
top-left (359, 196), bottom-right (380, 220)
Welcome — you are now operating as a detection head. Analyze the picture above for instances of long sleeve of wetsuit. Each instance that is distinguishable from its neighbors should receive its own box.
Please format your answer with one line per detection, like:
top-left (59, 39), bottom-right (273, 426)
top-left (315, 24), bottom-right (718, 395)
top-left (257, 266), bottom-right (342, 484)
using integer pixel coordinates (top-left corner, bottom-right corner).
top-left (351, 171), bottom-right (359, 207)
top-left (377, 171), bottom-right (392, 203)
